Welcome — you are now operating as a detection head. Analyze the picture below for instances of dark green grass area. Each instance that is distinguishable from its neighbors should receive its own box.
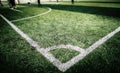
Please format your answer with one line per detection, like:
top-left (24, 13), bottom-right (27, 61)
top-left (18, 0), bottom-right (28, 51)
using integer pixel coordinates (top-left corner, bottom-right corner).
top-left (50, 48), bottom-right (80, 63)
top-left (60, 2), bottom-right (120, 8)
top-left (75, 3), bottom-right (120, 8)
top-left (44, 3), bottom-right (120, 18)
top-left (0, 3), bottom-right (120, 73)
top-left (0, 5), bottom-right (48, 20)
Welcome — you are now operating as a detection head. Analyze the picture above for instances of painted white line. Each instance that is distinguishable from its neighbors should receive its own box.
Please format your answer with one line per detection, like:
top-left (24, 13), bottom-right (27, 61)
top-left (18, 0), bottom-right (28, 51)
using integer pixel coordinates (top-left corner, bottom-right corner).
top-left (10, 9), bottom-right (23, 13)
top-left (1, 13), bottom-right (120, 72)
top-left (11, 7), bottom-right (52, 22)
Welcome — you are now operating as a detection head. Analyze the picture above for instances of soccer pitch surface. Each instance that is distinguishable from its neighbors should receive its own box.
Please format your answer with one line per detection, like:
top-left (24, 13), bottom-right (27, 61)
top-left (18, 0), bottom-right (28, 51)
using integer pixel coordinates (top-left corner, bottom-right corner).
top-left (0, 2), bottom-right (120, 73)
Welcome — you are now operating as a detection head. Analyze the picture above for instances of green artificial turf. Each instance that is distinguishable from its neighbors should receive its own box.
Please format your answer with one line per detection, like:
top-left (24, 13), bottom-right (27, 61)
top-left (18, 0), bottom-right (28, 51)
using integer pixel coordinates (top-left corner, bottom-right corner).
top-left (0, 2), bottom-right (120, 73)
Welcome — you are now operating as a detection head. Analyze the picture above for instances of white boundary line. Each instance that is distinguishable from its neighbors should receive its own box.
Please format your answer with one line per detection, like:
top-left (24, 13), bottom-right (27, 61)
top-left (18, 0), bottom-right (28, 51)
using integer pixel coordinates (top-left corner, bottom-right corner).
top-left (11, 7), bottom-right (52, 22)
top-left (1, 11), bottom-right (120, 72)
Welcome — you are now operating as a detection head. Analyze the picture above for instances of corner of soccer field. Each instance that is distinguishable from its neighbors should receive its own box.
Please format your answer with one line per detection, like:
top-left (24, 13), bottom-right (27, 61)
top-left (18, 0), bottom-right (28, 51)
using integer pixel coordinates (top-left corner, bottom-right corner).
top-left (0, 1), bottom-right (120, 73)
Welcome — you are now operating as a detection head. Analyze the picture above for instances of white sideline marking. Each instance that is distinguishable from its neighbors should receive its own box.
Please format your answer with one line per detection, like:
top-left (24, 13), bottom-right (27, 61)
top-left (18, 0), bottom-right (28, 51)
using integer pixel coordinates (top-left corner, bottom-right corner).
top-left (11, 7), bottom-right (52, 22)
top-left (10, 9), bottom-right (23, 13)
top-left (1, 13), bottom-right (120, 72)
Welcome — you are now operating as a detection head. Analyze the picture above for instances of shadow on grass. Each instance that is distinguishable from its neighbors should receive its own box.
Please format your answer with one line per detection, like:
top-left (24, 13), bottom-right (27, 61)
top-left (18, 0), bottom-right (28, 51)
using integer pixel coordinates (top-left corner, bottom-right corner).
top-left (43, 4), bottom-right (120, 18)
top-left (0, 4), bottom-right (120, 20)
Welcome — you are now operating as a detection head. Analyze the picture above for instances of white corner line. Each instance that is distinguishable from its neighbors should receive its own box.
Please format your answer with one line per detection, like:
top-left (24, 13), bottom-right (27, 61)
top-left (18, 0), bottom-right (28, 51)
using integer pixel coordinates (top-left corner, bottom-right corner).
top-left (11, 7), bottom-right (52, 22)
